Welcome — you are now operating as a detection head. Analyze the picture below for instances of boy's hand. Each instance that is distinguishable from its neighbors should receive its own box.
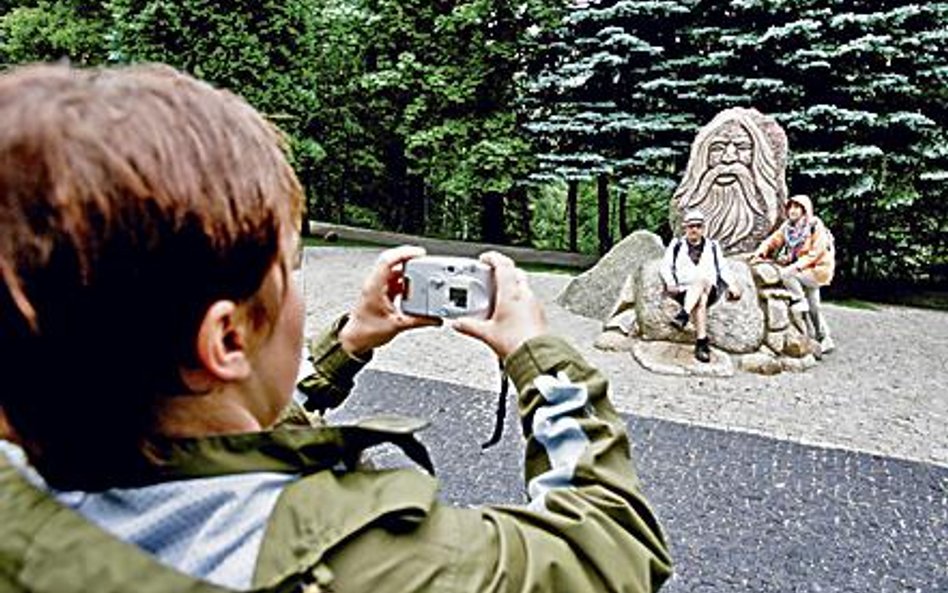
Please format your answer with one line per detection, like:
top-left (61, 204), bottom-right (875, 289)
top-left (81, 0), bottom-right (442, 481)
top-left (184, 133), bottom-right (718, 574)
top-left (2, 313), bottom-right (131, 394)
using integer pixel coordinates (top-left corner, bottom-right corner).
top-left (451, 252), bottom-right (547, 359)
top-left (338, 245), bottom-right (441, 356)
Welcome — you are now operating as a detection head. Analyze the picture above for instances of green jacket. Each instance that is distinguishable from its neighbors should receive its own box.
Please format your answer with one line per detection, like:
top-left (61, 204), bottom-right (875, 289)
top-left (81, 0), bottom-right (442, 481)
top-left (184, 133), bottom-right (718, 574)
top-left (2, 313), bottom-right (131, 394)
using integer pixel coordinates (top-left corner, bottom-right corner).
top-left (0, 329), bottom-right (672, 593)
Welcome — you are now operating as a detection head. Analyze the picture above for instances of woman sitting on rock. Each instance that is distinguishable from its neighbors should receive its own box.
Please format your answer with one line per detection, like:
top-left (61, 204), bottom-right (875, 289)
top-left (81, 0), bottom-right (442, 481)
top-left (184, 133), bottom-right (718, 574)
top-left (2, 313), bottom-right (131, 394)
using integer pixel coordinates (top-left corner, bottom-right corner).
top-left (752, 194), bottom-right (835, 351)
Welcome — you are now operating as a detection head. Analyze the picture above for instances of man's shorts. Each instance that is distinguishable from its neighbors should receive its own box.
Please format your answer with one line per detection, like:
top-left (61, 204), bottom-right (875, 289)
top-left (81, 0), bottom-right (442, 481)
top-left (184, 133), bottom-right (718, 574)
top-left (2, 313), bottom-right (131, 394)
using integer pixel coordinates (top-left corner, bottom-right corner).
top-left (671, 282), bottom-right (722, 307)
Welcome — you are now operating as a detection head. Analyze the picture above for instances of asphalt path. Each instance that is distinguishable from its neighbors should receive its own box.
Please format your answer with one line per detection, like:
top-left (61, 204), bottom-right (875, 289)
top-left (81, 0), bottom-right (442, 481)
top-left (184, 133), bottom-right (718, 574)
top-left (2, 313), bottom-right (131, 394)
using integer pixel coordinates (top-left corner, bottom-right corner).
top-left (329, 369), bottom-right (948, 593)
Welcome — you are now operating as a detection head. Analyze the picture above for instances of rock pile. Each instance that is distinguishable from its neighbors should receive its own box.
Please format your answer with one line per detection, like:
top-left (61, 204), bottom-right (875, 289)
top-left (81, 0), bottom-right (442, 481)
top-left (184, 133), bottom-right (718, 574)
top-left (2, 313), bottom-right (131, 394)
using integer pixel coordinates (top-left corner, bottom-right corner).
top-left (735, 262), bottom-right (819, 375)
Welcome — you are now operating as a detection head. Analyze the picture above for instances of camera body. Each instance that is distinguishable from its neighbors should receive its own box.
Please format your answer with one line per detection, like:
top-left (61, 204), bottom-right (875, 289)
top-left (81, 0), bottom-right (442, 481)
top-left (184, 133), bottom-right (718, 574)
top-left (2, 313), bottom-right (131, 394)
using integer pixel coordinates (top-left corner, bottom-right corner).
top-left (400, 256), bottom-right (494, 319)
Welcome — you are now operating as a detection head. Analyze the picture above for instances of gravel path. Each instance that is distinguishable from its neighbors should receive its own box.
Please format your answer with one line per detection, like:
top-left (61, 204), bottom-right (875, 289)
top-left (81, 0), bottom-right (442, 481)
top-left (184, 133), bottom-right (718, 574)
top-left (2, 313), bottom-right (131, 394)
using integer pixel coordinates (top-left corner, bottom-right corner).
top-left (303, 247), bottom-right (948, 468)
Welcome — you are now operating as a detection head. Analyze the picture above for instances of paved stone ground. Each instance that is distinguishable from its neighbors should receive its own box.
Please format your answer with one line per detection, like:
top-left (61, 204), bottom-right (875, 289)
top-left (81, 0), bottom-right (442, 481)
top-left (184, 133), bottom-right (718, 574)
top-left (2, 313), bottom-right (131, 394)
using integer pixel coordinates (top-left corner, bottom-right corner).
top-left (305, 246), bottom-right (948, 592)
top-left (304, 247), bottom-right (948, 468)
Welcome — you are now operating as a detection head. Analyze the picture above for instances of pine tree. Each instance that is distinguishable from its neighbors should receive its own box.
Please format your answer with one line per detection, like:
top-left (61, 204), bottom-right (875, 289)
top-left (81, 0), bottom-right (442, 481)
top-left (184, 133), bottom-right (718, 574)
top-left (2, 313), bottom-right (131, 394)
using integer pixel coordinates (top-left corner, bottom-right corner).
top-left (523, 0), bottom-right (692, 253)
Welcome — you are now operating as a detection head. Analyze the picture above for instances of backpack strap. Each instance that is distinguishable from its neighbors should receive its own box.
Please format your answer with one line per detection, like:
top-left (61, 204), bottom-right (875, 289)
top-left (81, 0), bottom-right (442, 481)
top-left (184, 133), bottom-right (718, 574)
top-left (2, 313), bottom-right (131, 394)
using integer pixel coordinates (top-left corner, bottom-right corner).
top-left (671, 238), bottom-right (682, 286)
top-left (711, 240), bottom-right (724, 287)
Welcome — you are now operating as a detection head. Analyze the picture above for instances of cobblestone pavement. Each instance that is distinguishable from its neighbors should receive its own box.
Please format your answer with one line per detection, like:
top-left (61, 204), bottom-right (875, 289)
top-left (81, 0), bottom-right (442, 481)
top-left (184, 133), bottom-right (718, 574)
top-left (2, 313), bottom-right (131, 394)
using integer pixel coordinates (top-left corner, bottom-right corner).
top-left (330, 370), bottom-right (948, 593)
top-left (304, 247), bottom-right (948, 468)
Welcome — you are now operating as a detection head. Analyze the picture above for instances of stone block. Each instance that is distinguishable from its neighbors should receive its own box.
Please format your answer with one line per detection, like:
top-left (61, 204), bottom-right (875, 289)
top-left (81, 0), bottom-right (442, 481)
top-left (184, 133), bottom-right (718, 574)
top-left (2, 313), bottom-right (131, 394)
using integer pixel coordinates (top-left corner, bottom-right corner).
top-left (766, 297), bottom-right (790, 331)
top-left (765, 329), bottom-right (786, 353)
top-left (737, 351), bottom-right (783, 375)
top-left (594, 330), bottom-right (635, 352)
top-left (783, 331), bottom-right (812, 358)
top-left (781, 354), bottom-right (817, 373)
top-left (752, 262), bottom-right (782, 286)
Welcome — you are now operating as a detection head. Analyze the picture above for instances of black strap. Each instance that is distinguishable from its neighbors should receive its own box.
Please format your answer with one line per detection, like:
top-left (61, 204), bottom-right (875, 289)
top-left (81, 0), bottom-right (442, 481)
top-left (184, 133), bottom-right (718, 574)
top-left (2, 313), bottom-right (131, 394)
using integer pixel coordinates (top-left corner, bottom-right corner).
top-left (711, 240), bottom-right (725, 288)
top-left (481, 358), bottom-right (509, 449)
top-left (671, 238), bottom-right (682, 286)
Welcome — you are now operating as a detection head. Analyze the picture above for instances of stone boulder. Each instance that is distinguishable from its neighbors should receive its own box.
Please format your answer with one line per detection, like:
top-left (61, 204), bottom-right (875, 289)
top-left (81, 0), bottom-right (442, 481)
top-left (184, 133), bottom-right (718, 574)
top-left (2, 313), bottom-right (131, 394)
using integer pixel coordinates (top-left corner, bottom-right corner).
top-left (634, 258), bottom-right (765, 353)
top-left (556, 230), bottom-right (664, 320)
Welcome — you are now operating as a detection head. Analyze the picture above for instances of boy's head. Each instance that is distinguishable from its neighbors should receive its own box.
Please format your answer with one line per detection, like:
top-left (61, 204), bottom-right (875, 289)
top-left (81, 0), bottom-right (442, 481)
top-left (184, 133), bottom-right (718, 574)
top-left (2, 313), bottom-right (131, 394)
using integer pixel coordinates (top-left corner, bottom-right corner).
top-left (0, 64), bottom-right (302, 486)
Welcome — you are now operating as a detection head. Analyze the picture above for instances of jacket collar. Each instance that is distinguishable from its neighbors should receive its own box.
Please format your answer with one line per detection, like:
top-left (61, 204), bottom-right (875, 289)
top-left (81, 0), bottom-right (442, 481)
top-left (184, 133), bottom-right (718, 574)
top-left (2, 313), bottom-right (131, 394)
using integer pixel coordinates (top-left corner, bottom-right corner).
top-left (41, 415), bottom-right (433, 491)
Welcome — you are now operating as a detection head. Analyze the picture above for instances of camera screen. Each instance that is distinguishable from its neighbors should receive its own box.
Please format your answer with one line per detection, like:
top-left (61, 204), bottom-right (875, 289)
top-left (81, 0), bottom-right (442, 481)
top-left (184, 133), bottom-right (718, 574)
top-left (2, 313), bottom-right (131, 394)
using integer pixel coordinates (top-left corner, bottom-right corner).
top-left (449, 287), bottom-right (468, 308)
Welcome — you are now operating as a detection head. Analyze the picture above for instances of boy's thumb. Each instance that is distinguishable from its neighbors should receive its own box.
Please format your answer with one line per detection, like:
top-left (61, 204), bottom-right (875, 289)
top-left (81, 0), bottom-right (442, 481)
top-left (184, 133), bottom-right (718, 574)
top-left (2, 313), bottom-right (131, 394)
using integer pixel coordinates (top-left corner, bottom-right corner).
top-left (450, 318), bottom-right (488, 342)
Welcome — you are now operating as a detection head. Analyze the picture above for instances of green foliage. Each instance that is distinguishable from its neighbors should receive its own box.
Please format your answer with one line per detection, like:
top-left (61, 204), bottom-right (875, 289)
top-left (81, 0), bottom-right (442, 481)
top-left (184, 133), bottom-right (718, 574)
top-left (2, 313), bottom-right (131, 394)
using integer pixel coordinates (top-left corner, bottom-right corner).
top-left (0, 1), bottom-right (110, 65)
top-left (108, 0), bottom-right (326, 222)
top-left (0, 0), bottom-right (942, 287)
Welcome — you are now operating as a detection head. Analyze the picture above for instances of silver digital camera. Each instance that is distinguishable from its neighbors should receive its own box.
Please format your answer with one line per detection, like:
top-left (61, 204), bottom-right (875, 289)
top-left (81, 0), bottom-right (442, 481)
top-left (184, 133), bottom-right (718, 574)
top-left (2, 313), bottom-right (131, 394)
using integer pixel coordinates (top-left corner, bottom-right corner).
top-left (400, 256), bottom-right (495, 319)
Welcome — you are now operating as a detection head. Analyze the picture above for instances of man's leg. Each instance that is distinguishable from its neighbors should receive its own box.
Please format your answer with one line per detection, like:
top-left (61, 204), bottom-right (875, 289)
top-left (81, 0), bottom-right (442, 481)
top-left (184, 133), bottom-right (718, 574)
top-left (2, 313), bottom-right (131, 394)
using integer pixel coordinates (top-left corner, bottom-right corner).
top-left (670, 278), bottom-right (710, 330)
top-left (683, 278), bottom-right (711, 319)
top-left (681, 278), bottom-right (712, 362)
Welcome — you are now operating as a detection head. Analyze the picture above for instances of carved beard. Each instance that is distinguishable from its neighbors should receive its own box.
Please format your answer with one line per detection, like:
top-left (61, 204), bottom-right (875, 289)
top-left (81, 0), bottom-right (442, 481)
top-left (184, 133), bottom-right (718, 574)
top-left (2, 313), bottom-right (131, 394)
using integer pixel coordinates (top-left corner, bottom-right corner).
top-left (690, 163), bottom-right (763, 251)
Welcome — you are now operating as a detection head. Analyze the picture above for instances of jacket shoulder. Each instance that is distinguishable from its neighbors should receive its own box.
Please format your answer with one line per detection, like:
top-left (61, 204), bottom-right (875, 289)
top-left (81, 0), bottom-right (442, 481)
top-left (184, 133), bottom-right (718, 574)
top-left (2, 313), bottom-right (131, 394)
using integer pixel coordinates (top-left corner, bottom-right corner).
top-left (253, 468), bottom-right (440, 588)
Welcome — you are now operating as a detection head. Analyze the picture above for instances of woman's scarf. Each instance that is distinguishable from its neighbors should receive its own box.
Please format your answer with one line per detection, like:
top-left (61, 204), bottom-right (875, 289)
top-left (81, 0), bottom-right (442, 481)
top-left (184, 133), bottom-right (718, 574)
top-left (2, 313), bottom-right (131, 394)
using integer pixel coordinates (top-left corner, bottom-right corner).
top-left (783, 218), bottom-right (811, 262)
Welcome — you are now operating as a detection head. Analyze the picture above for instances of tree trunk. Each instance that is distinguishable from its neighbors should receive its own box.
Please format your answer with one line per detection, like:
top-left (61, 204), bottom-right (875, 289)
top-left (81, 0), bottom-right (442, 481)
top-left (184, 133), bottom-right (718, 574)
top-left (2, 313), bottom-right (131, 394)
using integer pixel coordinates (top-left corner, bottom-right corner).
top-left (300, 197), bottom-right (312, 237)
top-left (384, 139), bottom-right (408, 232)
top-left (404, 175), bottom-right (426, 235)
top-left (481, 191), bottom-right (506, 245)
top-left (597, 174), bottom-right (612, 255)
top-left (619, 186), bottom-right (629, 237)
top-left (567, 179), bottom-right (578, 252)
top-left (514, 186), bottom-right (531, 246)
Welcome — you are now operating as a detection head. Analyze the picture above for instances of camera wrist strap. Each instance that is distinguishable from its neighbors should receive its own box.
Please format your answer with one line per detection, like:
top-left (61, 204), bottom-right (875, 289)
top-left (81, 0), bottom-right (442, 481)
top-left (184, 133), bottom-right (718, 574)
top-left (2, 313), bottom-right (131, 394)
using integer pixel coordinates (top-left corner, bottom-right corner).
top-left (480, 357), bottom-right (509, 449)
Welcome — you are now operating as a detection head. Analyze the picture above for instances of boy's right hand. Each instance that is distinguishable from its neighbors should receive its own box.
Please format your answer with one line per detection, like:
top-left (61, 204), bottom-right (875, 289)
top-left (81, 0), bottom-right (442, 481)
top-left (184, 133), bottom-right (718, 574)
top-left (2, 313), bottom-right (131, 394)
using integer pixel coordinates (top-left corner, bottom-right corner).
top-left (451, 252), bottom-right (547, 360)
top-left (338, 245), bottom-right (441, 356)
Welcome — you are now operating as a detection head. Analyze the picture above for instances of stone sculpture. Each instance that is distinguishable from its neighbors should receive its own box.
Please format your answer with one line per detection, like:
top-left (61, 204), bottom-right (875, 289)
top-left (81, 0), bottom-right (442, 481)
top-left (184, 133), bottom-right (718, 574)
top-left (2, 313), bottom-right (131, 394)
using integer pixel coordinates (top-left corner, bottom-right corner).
top-left (554, 108), bottom-right (826, 376)
top-left (671, 107), bottom-right (788, 254)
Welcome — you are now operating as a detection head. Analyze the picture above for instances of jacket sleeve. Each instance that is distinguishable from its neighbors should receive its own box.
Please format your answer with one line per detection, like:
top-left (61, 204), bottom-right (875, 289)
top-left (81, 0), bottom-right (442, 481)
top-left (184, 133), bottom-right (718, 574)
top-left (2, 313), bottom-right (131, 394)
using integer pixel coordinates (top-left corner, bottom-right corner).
top-left (794, 220), bottom-right (830, 271)
top-left (301, 335), bottom-right (672, 593)
top-left (470, 335), bottom-right (673, 592)
top-left (755, 226), bottom-right (784, 259)
top-left (295, 314), bottom-right (372, 414)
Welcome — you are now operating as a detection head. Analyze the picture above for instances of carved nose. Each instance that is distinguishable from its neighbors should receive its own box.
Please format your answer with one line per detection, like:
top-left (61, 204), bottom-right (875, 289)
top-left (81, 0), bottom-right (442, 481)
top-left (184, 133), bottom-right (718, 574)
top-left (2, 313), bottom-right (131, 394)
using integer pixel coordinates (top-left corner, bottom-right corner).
top-left (721, 143), bottom-right (738, 163)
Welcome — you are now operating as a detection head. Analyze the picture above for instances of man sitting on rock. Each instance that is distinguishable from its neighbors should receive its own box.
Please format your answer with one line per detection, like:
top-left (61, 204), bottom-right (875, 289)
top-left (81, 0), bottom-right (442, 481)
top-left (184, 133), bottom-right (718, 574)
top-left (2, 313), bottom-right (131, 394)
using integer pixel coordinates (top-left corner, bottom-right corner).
top-left (661, 210), bottom-right (741, 362)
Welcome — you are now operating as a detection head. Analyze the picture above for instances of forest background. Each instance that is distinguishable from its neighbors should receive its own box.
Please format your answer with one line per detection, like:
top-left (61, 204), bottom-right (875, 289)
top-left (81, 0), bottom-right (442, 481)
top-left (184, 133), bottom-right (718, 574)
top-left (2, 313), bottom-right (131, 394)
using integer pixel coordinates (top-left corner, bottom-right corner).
top-left (1, 0), bottom-right (945, 297)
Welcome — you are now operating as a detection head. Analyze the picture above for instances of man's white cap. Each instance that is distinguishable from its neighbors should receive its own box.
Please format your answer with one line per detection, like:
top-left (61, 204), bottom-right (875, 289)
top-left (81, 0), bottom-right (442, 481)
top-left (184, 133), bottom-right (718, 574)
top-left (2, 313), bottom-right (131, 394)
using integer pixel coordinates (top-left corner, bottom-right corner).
top-left (683, 209), bottom-right (705, 225)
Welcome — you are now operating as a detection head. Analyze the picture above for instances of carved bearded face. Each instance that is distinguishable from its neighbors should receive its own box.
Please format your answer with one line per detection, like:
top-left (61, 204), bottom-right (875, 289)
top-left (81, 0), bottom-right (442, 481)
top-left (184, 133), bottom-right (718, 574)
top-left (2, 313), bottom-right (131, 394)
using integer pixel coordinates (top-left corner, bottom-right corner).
top-left (674, 110), bottom-right (784, 254)
top-left (707, 123), bottom-right (754, 182)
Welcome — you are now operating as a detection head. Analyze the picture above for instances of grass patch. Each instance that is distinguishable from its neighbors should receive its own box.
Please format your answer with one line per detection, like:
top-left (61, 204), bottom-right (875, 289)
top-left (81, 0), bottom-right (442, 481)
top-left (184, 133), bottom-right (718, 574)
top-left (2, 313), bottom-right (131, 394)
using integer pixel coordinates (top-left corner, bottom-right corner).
top-left (826, 298), bottom-right (881, 311)
top-left (520, 261), bottom-right (579, 275)
top-left (868, 291), bottom-right (948, 311)
top-left (302, 235), bottom-right (382, 249)
top-left (827, 286), bottom-right (948, 311)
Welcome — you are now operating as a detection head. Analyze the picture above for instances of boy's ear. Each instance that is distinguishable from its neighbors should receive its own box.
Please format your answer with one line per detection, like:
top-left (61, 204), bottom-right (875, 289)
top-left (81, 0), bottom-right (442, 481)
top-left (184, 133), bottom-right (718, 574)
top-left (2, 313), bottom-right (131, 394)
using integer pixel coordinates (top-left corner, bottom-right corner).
top-left (181, 300), bottom-right (253, 390)
top-left (0, 407), bottom-right (18, 443)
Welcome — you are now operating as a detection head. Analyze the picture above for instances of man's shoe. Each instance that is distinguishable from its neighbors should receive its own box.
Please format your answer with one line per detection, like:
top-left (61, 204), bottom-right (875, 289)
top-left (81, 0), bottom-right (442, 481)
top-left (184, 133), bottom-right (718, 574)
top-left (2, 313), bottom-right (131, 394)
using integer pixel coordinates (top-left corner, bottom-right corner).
top-left (670, 309), bottom-right (690, 331)
top-left (694, 338), bottom-right (711, 363)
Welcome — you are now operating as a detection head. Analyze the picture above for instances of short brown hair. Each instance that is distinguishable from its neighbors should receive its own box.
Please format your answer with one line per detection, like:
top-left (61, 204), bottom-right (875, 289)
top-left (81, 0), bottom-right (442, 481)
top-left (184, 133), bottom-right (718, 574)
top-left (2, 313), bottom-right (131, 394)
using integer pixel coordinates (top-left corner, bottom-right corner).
top-left (0, 64), bottom-right (302, 487)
